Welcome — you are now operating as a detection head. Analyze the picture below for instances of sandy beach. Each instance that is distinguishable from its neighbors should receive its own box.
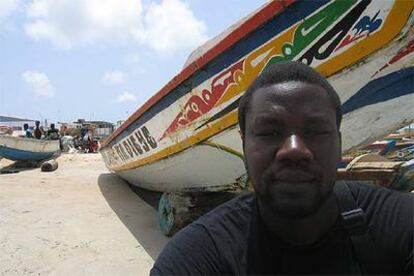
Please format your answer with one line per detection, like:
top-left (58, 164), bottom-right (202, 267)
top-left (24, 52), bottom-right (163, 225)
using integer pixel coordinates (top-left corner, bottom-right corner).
top-left (0, 153), bottom-right (169, 275)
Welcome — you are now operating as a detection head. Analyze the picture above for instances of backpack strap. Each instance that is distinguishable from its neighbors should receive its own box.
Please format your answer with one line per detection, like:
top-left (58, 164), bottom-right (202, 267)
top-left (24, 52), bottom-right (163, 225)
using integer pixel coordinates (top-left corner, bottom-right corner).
top-left (334, 181), bottom-right (380, 275)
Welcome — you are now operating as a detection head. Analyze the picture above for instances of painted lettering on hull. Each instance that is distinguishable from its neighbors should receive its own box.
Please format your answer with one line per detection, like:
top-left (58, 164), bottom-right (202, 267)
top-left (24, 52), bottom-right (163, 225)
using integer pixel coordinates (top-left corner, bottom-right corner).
top-left (109, 125), bottom-right (158, 164)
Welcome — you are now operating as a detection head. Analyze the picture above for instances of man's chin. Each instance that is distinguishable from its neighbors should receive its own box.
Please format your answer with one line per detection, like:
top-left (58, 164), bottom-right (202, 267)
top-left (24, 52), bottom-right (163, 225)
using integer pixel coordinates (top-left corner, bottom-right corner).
top-left (260, 188), bottom-right (324, 219)
top-left (268, 199), bottom-right (319, 219)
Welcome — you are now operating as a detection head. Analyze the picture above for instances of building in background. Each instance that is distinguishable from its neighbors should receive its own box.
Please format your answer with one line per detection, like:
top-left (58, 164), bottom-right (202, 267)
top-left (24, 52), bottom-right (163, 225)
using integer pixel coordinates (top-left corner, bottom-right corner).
top-left (0, 115), bottom-right (36, 133)
top-left (73, 119), bottom-right (115, 140)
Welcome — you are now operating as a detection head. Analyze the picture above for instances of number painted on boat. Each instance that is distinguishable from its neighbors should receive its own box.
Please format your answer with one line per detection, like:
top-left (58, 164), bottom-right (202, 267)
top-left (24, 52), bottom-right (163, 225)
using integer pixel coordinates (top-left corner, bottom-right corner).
top-left (111, 125), bottom-right (158, 162)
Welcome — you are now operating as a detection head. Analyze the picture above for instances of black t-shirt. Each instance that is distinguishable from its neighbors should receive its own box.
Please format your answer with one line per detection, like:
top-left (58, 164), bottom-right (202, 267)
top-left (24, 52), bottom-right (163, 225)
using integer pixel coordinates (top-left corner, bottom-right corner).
top-left (151, 182), bottom-right (414, 275)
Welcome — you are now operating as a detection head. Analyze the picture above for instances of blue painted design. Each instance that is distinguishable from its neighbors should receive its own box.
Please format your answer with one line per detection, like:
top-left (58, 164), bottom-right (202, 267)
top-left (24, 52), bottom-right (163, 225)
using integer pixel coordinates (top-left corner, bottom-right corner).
top-left (0, 146), bottom-right (56, 161)
top-left (342, 67), bottom-right (414, 114)
top-left (109, 1), bottom-right (330, 147)
top-left (353, 10), bottom-right (382, 35)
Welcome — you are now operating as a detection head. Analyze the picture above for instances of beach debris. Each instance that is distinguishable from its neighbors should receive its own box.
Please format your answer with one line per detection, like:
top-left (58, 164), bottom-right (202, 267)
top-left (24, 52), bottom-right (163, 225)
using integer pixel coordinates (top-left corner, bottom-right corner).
top-left (0, 169), bottom-right (19, 174)
top-left (337, 153), bottom-right (414, 192)
top-left (61, 135), bottom-right (75, 152)
top-left (41, 159), bottom-right (58, 172)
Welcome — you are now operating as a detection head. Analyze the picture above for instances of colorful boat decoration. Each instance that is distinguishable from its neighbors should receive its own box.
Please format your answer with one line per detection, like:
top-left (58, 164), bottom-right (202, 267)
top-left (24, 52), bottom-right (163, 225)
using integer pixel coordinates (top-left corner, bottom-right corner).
top-left (100, 0), bottom-right (414, 194)
top-left (0, 136), bottom-right (60, 161)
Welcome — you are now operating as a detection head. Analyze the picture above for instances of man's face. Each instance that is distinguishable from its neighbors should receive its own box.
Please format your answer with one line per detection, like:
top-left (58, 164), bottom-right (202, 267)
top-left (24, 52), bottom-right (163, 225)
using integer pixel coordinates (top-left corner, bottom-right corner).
top-left (243, 81), bottom-right (341, 218)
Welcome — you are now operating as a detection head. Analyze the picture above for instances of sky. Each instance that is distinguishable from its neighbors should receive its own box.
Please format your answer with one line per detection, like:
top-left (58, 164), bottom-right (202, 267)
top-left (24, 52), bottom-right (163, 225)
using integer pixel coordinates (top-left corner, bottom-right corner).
top-left (0, 0), bottom-right (267, 124)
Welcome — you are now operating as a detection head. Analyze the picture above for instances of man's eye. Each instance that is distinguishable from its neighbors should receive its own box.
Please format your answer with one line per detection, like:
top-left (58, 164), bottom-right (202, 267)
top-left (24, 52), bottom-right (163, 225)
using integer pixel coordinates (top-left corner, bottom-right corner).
top-left (255, 131), bottom-right (281, 137)
top-left (305, 129), bottom-right (330, 136)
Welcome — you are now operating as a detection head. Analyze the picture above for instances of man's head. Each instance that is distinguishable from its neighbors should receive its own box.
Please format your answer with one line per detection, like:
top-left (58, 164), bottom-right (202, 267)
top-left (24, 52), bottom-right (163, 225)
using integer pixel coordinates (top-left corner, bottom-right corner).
top-left (35, 121), bottom-right (40, 127)
top-left (50, 123), bottom-right (55, 130)
top-left (23, 123), bottom-right (29, 131)
top-left (239, 61), bottom-right (342, 219)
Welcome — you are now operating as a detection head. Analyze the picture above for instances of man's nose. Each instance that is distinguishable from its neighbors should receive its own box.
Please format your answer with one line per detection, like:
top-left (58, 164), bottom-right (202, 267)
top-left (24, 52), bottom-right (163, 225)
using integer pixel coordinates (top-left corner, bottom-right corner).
top-left (275, 134), bottom-right (313, 162)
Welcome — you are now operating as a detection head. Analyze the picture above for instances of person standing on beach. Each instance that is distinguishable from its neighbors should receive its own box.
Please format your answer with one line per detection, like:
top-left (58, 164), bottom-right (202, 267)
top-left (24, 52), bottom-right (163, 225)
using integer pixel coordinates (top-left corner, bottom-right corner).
top-left (151, 61), bottom-right (413, 275)
top-left (46, 123), bottom-right (60, 140)
top-left (23, 123), bottom-right (34, 138)
top-left (33, 121), bottom-right (43, 139)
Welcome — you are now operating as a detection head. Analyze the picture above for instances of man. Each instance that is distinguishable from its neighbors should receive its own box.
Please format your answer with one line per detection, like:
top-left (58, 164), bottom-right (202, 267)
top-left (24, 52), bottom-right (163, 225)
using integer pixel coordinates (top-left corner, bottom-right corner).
top-left (33, 121), bottom-right (43, 139)
top-left (46, 123), bottom-right (60, 140)
top-left (23, 123), bottom-right (33, 138)
top-left (151, 61), bottom-right (413, 275)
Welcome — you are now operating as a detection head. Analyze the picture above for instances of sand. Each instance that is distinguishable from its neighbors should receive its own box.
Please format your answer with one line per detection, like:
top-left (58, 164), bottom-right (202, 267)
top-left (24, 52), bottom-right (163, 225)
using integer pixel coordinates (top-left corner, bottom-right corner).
top-left (0, 153), bottom-right (169, 275)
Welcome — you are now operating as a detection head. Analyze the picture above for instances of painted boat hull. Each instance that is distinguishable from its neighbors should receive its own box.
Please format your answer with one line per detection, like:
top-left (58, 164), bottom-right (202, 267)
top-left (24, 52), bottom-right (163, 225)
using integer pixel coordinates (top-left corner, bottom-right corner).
top-left (0, 136), bottom-right (60, 161)
top-left (100, 0), bottom-right (414, 192)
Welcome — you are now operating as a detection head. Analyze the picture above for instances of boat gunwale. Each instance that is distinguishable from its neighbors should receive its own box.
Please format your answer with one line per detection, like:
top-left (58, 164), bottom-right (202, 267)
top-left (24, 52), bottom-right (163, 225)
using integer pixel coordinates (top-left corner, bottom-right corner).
top-left (0, 135), bottom-right (60, 147)
top-left (100, 0), bottom-right (295, 148)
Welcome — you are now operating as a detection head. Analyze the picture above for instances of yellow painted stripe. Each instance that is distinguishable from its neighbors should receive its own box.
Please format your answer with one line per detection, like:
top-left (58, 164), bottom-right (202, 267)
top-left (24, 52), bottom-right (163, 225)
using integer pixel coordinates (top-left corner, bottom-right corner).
top-left (215, 23), bottom-right (299, 107)
top-left (202, 141), bottom-right (244, 160)
top-left (112, 111), bottom-right (239, 172)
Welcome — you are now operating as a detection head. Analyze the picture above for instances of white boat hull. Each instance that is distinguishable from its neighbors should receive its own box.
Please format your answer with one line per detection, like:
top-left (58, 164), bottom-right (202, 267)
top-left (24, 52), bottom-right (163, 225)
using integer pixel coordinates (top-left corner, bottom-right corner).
top-left (100, 0), bottom-right (414, 192)
top-left (0, 136), bottom-right (60, 161)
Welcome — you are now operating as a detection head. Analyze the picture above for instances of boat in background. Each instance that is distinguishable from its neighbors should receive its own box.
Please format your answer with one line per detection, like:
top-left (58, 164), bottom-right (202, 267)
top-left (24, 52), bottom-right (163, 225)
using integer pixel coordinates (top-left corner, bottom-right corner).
top-left (99, 0), bottom-right (414, 235)
top-left (0, 136), bottom-right (60, 162)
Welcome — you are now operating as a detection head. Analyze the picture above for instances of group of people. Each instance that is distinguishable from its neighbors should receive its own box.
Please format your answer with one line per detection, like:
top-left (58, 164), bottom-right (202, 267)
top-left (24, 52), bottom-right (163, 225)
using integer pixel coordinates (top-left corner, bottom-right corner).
top-left (23, 121), bottom-right (60, 140)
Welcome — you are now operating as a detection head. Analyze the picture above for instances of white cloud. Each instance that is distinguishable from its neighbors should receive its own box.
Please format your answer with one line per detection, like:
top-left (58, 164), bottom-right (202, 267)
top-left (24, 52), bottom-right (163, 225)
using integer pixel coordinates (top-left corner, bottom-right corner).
top-left (24, 0), bottom-right (143, 49)
top-left (23, 0), bottom-right (208, 54)
top-left (102, 71), bottom-right (126, 84)
top-left (22, 70), bottom-right (54, 97)
top-left (117, 91), bottom-right (136, 102)
top-left (138, 0), bottom-right (208, 53)
top-left (0, 0), bottom-right (18, 20)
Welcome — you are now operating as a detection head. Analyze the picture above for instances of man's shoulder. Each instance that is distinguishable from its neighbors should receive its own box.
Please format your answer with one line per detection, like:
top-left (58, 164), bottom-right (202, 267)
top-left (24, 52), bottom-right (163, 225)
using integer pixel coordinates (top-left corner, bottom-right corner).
top-left (346, 181), bottom-right (413, 213)
top-left (151, 192), bottom-right (255, 275)
top-left (346, 181), bottom-right (413, 271)
top-left (345, 181), bottom-right (413, 226)
top-left (180, 191), bottom-right (255, 255)
top-left (194, 192), bottom-right (255, 230)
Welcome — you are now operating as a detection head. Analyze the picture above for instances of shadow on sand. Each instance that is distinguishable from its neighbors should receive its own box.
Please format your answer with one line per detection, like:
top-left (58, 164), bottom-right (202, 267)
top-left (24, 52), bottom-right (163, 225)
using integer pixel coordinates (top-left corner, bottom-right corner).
top-left (0, 160), bottom-right (41, 174)
top-left (97, 173), bottom-right (169, 260)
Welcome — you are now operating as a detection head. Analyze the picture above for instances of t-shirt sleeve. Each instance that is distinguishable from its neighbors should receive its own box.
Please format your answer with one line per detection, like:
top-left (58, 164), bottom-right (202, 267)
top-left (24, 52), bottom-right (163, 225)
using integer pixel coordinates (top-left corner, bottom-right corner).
top-left (150, 223), bottom-right (222, 275)
top-left (403, 250), bottom-right (413, 275)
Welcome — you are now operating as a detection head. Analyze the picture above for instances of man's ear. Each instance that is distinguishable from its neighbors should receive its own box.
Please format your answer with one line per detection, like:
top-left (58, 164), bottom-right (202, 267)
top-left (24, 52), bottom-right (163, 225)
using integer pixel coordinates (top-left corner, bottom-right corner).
top-left (239, 129), bottom-right (245, 151)
top-left (337, 130), bottom-right (342, 162)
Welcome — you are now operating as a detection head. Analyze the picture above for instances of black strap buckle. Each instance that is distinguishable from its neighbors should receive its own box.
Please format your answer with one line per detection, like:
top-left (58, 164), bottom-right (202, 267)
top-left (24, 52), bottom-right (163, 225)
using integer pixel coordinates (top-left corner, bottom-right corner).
top-left (341, 208), bottom-right (367, 234)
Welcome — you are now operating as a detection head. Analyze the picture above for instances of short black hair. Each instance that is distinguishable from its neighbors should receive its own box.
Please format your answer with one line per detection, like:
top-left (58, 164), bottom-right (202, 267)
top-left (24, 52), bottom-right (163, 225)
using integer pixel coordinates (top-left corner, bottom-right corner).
top-left (238, 61), bottom-right (342, 135)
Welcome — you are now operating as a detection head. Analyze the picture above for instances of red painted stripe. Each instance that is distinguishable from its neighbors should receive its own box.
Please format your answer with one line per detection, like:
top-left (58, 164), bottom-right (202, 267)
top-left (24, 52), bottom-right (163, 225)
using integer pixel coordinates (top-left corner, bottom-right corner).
top-left (101, 0), bottom-right (295, 148)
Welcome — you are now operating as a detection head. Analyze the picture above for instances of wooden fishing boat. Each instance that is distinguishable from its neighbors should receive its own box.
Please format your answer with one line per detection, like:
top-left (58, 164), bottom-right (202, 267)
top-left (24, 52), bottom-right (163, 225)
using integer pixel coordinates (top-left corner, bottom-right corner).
top-left (0, 136), bottom-right (60, 161)
top-left (100, 0), bottom-right (414, 234)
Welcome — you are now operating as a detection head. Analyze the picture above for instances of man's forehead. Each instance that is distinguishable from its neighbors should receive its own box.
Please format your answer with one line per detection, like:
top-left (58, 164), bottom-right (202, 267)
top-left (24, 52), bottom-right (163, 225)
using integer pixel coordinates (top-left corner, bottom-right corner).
top-left (251, 81), bottom-right (332, 109)
top-left (253, 81), bottom-right (329, 98)
top-left (247, 81), bottom-right (337, 124)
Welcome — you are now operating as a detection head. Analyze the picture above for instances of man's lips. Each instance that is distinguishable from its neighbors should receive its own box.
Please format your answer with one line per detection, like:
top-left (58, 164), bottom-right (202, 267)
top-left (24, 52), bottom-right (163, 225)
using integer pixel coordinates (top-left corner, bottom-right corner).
top-left (269, 173), bottom-right (317, 196)
top-left (272, 171), bottom-right (316, 183)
